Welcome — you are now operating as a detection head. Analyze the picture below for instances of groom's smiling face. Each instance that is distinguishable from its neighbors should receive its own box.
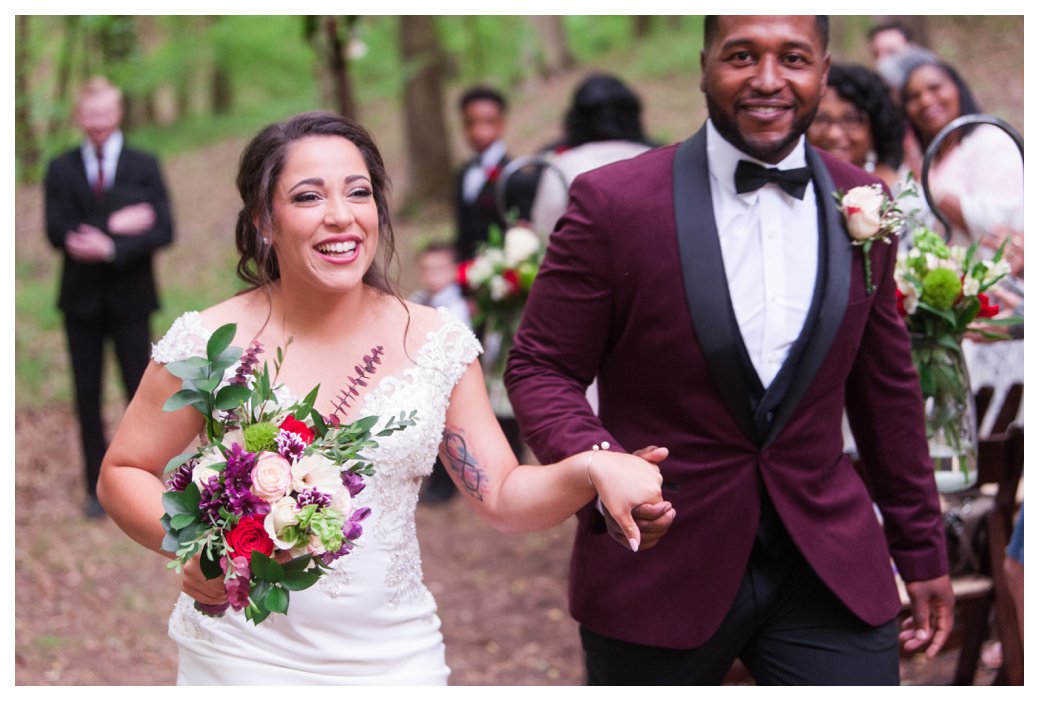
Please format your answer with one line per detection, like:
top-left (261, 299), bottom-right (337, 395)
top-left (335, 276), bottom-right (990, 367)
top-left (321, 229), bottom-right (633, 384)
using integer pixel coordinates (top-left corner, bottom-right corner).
top-left (701, 16), bottom-right (830, 164)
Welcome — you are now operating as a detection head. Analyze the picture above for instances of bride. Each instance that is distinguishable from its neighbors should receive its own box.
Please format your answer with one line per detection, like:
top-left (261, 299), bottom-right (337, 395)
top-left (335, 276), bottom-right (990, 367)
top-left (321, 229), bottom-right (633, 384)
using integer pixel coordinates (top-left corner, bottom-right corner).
top-left (97, 111), bottom-right (668, 685)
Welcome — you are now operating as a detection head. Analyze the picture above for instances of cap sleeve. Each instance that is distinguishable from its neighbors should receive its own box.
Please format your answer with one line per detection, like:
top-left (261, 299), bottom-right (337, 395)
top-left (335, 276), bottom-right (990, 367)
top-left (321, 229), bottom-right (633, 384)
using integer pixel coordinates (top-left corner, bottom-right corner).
top-left (151, 311), bottom-right (210, 364)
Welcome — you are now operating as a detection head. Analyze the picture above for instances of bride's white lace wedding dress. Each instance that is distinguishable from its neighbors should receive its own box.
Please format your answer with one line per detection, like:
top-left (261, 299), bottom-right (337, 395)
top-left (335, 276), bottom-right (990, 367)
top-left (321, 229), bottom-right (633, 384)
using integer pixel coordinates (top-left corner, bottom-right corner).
top-left (151, 307), bottom-right (480, 685)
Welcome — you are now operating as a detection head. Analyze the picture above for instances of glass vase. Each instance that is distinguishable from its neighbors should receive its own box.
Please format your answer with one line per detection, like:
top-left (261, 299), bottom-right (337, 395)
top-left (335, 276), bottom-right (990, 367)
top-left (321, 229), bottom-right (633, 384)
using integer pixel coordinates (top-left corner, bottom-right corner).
top-left (910, 334), bottom-right (978, 493)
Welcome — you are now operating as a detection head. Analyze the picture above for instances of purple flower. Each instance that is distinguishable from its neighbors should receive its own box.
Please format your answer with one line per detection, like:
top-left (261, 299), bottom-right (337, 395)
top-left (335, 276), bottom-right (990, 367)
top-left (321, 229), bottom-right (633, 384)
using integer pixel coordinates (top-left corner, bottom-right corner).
top-left (275, 430), bottom-right (306, 463)
top-left (319, 507), bottom-right (372, 565)
top-left (165, 460), bottom-right (196, 492)
top-left (341, 471), bottom-right (366, 498)
top-left (223, 444), bottom-right (267, 517)
top-left (296, 488), bottom-right (332, 509)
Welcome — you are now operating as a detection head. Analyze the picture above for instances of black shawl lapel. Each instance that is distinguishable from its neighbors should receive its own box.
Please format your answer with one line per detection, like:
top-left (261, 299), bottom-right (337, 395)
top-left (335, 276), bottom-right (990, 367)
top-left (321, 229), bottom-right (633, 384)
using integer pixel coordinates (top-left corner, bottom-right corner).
top-left (761, 146), bottom-right (852, 447)
top-left (673, 127), bottom-right (758, 443)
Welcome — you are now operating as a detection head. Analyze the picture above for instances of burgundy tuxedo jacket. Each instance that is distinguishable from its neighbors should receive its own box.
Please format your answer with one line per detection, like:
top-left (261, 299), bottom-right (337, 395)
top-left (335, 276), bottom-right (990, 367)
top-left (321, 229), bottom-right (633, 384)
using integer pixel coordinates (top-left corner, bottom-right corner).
top-left (504, 125), bottom-right (948, 650)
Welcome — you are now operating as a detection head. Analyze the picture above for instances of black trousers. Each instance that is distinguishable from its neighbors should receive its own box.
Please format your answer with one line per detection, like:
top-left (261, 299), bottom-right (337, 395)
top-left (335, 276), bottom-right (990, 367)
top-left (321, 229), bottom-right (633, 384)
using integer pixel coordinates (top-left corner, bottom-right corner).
top-left (581, 540), bottom-right (899, 685)
top-left (64, 314), bottom-right (151, 498)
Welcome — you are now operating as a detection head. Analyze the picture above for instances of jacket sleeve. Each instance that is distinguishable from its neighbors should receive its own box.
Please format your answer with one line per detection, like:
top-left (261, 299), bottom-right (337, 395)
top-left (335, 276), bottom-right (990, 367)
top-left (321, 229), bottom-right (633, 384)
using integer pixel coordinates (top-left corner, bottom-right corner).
top-left (504, 172), bottom-right (624, 466)
top-left (44, 158), bottom-right (81, 250)
top-left (109, 152), bottom-right (174, 270)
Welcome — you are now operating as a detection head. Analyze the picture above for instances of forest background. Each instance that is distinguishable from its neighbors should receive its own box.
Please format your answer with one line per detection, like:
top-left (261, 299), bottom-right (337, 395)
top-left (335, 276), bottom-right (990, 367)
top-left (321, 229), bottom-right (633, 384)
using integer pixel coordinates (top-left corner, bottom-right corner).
top-left (13, 14), bottom-right (1025, 685)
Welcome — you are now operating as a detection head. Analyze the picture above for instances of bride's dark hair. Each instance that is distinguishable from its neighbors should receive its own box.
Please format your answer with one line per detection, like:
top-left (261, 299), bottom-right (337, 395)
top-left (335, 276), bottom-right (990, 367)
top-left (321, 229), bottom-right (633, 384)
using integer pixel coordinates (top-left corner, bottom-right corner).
top-left (233, 111), bottom-right (399, 297)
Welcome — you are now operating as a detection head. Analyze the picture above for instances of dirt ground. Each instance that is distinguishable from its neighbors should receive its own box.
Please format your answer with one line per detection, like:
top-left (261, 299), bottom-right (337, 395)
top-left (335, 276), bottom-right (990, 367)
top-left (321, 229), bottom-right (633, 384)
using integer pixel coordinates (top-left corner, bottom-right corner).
top-left (14, 18), bottom-right (1022, 684)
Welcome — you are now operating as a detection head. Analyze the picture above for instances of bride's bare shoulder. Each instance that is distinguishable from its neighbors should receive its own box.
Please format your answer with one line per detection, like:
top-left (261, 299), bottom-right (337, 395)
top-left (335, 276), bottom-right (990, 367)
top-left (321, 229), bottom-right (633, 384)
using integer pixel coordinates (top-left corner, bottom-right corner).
top-left (197, 289), bottom-right (271, 344)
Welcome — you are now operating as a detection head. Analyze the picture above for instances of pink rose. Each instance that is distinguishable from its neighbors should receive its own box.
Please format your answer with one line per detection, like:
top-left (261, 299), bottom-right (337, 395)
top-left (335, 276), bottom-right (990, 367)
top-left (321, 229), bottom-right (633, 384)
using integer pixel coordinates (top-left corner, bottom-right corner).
top-left (251, 452), bottom-right (293, 501)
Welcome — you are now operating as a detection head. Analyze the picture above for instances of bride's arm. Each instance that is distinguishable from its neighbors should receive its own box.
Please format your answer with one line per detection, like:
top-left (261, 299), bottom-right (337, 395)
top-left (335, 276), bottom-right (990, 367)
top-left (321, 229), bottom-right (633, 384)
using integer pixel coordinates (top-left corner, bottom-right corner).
top-left (439, 360), bottom-right (663, 550)
top-left (97, 361), bottom-right (205, 555)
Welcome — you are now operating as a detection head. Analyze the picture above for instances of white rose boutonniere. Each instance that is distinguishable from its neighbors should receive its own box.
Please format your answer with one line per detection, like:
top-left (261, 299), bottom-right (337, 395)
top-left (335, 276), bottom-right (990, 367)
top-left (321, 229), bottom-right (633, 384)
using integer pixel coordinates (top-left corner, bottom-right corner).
top-left (835, 179), bottom-right (914, 295)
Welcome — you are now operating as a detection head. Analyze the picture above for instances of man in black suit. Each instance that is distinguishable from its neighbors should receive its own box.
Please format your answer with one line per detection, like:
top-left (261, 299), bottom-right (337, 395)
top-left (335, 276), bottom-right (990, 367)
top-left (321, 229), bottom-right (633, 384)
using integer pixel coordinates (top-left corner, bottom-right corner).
top-left (44, 77), bottom-right (174, 517)
top-left (454, 85), bottom-right (512, 262)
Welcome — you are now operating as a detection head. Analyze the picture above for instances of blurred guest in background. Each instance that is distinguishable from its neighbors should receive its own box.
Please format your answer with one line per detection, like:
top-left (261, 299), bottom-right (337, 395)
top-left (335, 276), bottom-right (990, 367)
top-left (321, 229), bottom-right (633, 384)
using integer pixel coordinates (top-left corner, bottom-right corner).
top-left (808, 63), bottom-right (904, 189)
top-left (901, 59), bottom-right (1023, 249)
top-left (529, 73), bottom-right (657, 236)
top-left (44, 76), bottom-right (174, 518)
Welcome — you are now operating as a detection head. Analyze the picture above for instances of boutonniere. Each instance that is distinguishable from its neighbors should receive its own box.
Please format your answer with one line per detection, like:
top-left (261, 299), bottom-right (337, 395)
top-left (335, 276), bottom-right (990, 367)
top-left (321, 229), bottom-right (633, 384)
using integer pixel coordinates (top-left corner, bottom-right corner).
top-left (485, 165), bottom-right (502, 184)
top-left (834, 183), bottom-right (909, 295)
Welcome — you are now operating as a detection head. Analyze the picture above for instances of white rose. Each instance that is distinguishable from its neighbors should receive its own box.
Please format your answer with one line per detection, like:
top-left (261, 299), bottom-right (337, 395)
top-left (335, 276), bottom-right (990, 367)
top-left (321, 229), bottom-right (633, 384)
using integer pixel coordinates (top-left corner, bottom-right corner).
top-left (329, 484), bottom-right (353, 515)
top-left (961, 275), bottom-right (980, 297)
top-left (901, 285), bottom-right (919, 315)
top-left (292, 453), bottom-right (341, 495)
top-left (503, 226), bottom-right (541, 266)
top-left (192, 448), bottom-right (224, 488)
top-left (841, 185), bottom-right (884, 241)
top-left (264, 496), bottom-right (300, 550)
top-left (216, 428), bottom-right (245, 450)
top-left (489, 275), bottom-right (509, 301)
top-left (468, 256), bottom-right (494, 285)
top-left (251, 452), bottom-right (293, 501)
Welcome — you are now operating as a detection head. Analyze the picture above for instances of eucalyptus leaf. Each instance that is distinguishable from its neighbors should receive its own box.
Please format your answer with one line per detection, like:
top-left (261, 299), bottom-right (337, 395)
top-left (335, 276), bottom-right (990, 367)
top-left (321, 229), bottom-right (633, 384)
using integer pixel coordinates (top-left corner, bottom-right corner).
top-left (282, 569), bottom-right (322, 591)
top-left (165, 357), bottom-right (210, 380)
top-left (215, 384), bottom-right (253, 410)
top-left (164, 450), bottom-right (198, 475)
top-left (206, 323), bottom-right (238, 362)
top-left (170, 513), bottom-right (197, 530)
top-left (161, 531), bottom-right (181, 554)
top-left (164, 389), bottom-right (206, 413)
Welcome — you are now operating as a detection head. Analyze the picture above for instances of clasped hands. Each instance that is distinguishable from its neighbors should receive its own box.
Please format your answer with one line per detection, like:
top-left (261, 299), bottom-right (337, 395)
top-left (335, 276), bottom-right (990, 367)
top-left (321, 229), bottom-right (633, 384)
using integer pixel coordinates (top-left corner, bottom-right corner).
top-left (64, 203), bottom-right (156, 263)
top-left (601, 445), bottom-right (676, 553)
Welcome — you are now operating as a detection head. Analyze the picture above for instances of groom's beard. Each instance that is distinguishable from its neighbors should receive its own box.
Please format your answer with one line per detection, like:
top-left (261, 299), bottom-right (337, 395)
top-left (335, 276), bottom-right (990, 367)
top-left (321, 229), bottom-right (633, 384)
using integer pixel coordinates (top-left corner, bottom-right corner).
top-left (706, 93), bottom-right (820, 164)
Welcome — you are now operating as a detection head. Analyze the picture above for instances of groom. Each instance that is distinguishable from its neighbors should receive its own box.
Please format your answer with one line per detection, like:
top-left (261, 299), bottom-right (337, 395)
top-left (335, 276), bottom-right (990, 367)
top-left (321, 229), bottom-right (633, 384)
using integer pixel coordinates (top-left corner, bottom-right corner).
top-left (506, 16), bottom-right (953, 684)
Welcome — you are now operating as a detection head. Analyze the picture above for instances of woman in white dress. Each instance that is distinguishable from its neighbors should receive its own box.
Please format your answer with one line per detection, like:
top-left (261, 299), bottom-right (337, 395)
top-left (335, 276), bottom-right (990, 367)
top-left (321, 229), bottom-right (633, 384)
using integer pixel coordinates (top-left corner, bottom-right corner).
top-left (97, 112), bottom-right (671, 685)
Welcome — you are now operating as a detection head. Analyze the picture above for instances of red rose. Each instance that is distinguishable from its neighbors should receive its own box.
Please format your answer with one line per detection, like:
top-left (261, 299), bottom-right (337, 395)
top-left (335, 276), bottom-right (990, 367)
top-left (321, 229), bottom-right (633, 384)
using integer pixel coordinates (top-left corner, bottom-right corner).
top-left (226, 515), bottom-right (275, 563)
top-left (976, 292), bottom-right (1000, 319)
top-left (895, 288), bottom-right (908, 317)
top-left (279, 415), bottom-right (314, 444)
top-left (457, 260), bottom-right (472, 290)
top-left (503, 268), bottom-right (520, 296)
top-left (485, 165), bottom-right (501, 184)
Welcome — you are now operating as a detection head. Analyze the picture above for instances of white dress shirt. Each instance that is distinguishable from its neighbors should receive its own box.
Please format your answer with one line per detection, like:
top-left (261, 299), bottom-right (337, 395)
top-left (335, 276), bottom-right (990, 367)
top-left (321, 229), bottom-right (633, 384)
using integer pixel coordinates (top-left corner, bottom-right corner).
top-left (81, 130), bottom-right (123, 192)
top-left (705, 120), bottom-right (819, 388)
top-left (461, 139), bottom-right (507, 203)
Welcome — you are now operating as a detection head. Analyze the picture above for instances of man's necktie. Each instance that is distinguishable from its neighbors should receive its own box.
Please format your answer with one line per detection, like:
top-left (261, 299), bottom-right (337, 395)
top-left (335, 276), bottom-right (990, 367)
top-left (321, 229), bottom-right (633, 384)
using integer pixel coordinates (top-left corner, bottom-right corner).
top-left (94, 147), bottom-right (105, 200)
top-left (734, 159), bottom-right (812, 200)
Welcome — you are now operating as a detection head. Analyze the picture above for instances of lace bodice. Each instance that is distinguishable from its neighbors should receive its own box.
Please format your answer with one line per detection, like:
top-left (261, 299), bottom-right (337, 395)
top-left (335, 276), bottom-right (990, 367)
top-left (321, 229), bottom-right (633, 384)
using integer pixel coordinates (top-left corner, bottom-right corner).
top-left (158, 307), bottom-right (482, 675)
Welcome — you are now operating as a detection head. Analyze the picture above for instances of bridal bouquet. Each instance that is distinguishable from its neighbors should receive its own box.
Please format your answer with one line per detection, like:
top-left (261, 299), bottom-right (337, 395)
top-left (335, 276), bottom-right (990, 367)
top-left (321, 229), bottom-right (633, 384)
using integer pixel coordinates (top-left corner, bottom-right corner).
top-left (160, 323), bottom-right (416, 624)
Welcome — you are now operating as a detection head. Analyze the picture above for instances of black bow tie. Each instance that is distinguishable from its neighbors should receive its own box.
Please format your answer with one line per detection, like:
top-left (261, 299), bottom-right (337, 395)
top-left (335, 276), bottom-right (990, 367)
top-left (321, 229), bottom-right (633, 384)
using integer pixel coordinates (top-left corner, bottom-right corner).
top-left (734, 160), bottom-right (812, 200)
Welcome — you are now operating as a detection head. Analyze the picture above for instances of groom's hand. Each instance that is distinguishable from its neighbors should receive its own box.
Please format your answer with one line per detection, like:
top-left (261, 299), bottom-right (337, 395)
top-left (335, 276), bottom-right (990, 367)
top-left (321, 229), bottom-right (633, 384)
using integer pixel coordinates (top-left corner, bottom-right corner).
top-left (899, 575), bottom-right (955, 658)
top-left (603, 445), bottom-right (676, 551)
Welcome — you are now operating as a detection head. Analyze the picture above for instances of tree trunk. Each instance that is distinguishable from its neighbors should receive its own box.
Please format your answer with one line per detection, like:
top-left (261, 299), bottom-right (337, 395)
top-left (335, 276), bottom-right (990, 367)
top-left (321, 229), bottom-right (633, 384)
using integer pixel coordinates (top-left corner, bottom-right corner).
top-left (15, 16), bottom-right (41, 182)
top-left (325, 16), bottom-right (357, 119)
top-left (529, 15), bottom-right (574, 78)
top-left (46, 16), bottom-right (81, 142)
top-left (399, 16), bottom-right (452, 205)
top-left (632, 16), bottom-right (652, 38)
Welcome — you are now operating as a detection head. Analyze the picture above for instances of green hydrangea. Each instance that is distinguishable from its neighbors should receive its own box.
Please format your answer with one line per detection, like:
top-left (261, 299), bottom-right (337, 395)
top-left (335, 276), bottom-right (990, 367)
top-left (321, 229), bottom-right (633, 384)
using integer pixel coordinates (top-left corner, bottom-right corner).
top-left (244, 422), bottom-right (279, 453)
top-left (920, 267), bottom-right (961, 310)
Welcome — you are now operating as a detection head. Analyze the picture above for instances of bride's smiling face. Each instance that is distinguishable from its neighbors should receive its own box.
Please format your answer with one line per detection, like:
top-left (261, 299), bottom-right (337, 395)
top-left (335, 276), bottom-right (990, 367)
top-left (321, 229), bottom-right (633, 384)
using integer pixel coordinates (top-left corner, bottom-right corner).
top-left (270, 135), bottom-right (380, 294)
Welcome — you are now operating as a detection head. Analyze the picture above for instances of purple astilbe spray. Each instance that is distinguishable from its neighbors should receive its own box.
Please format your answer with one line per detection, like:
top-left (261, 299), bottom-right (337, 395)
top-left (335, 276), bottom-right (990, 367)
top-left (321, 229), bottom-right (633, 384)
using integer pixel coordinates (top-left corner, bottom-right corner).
top-left (275, 430), bottom-right (307, 463)
top-left (327, 346), bottom-right (385, 423)
top-left (230, 340), bottom-right (265, 386)
top-left (165, 460), bottom-right (196, 492)
top-left (320, 507), bottom-right (372, 565)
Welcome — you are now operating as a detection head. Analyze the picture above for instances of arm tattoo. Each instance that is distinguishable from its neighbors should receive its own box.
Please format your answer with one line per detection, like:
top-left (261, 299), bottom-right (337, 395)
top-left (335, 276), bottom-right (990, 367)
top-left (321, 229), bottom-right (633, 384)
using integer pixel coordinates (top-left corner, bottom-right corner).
top-left (441, 426), bottom-right (488, 502)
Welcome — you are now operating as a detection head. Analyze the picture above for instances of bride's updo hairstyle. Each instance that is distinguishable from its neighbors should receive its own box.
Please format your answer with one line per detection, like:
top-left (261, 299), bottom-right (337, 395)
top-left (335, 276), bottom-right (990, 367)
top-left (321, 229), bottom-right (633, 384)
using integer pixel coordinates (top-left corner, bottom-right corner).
top-left (234, 111), bottom-right (399, 296)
